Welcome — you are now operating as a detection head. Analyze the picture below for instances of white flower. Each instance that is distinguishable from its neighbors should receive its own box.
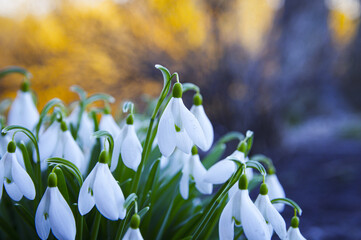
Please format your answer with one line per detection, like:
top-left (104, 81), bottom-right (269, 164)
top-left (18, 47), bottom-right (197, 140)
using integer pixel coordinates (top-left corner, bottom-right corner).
top-left (123, 214), bottom-right (143, 240)
top-left (190, 93), bottom-right (214, 151)
top-left (266, 174), bottom-right (286, 212)
top-left (111, 115), bottom-right (142, 172)
top-left (78, 151), bottom-right (126, 220)
top-left (0, 141), bottom-right (35, 201)
top-left (219, 174), bottom-right (271, 240)
top-left (160, 149), bottom-right (190, 178)
top-left (0, 133), bottom-right (25, 168)
top-left (37, 121), bottom-right (86, 174)
top-left (99, 113), bottom-right (121, 138)
top-left (204, 149), bottom-right (245, 184)
top-left (179, 146), bottom-right (212, 199)
top-left (157, 83), bottom-right (207, 157)
top-left (254, 183), bottom-right (287, 239)
top-left (35, 173), bottom-right (76, 240)
top-left (7, 88), bottom-right (39, 141)
top-left (286, 217), bottom-right (307, 240)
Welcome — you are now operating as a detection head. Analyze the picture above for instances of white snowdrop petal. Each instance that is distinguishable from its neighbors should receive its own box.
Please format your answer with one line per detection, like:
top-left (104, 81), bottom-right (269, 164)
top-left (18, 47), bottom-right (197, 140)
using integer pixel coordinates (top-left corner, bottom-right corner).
top-left (157, 99), bottom-right (177, 157)
top-left (160, 156), bottom-right (169, 169)
top-left (0, 161), bottom-right (4, 199)
top-left (180, 170), bottom-right (189, 200)
top-left (5, 181), bottom-right (23, 201)
top-left (99, 114), bottom-right (121, 137)
top-left (93, 164), bottom-right (119, 220)
top-left (231, 190), bottom-right (242, 225)
top-left (49, 188), bottom-right (76, 240)
top-left (107, 166), bottom-right (126, 219)
top-left (192, 155), bottom-right (212, 194)
top-left (219, 198), bottom-right (234, 240)
top-left (175, 130), bottom-right (192, 154)
top-left (78, 164), bottom-right (97, 215)
top-left (204, 160), bottom-right (236, 184)
top-left (178, 99), bottom-right (207, 151)
top-left (287, 227), bottom-right (307, 240)
top-left (35, 188), bottom-right (51, 240)
top-left (265, 196), bottom-right (287, 239)
top-left (240, 190), bottom-right (271, 240)
top-left (111, 130), bottom-right (126, 172)
top-left (38, 121), bottom-right (60, 161)
top-left (123, 228), bottom-right (144, 240)
top-left (15, 149), bottom-right (25, 169)
top-left (266, 174), bottom-right (286, 212)
top-left (190, 105), bottom-right (214, 151)
top-left (121, 125), bottom-right (142, 171)
top-left (63, 131), bottom-right (86, 174)
top-left (12, 157), bottom-right (35, 200)
top-left (228, 182), bottom-right (238, 199)
top-left (226, 150), bottom-right (245, 163)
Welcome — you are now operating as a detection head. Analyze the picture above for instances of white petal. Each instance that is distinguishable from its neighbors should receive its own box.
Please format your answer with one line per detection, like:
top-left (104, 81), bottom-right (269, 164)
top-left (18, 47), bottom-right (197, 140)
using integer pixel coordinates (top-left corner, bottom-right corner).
top-left (93, 163), bottom-right (118, 220)
top-left (231, 190), bottom-right (242, 225)
top-left (35, 188), bottom-right (51, 240)
top-left (175, 130), bottom-right (192, 154)
top-left (190, 105), bottom-right (214, 151)
top-left (4, 181), bottom-right (23, 201)
top-left (49, 187), bottom-right (76, 240)
top-left (157, 98), bottom-right (176, 157)
top-left (38, 121), bottom-right (61, 161)
top-left (178, 99), bottom-right (207, 151)
top-left (286, 227), bottom-right (307, 240)
top-left (11, 156), bottom-right (35, 200)
top-left (203, 160), bottom-right (236, 184)
top-left (78, 164), bottom-right (97, 215)
top-left (121, 125), bottom-right (142, 171)
top-left (107, 166), bottom-right (126, 219)
top-left (99, 114), bottom-right (121, 137)
top-left (228, 182), bottom-right (238, 199)
top-left (240, 190), bottom-right (271, 240)
top-left (62, 131), bottom-right (86, 175)
top-left (191, 155), bottom-right (212, 195)
top-left (226, 150), bottom-right (245, 163)
top-left (123, 228), bottom-right (144, 240)
top-left (219, 198), bottom-right (234, 240)
top-left (160, 156), bottom-right (169, 169)
top-left (0, 160), bottom-right (4, 199)
top-left (15, 148), bottom-right (25, 169)
top-left (266, 174), bottom-right (286, 212)
top-left (111, 129), bottom-right (126, 172)
top-left (180, 158), bottom-right (190, 200)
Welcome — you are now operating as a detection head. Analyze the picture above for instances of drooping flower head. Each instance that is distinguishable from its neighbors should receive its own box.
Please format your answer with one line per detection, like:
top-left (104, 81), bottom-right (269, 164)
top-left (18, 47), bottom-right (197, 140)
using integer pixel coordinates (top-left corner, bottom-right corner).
top-left (0, 141), bottom-right (35, 201)
top-left (35, 172), bottom-right (76, 240)
top-left (179, 145), bottom-right (212, 199)
top-left (266, 168), bottom-right (286, 212)
top-left (157, 82), bottom-right (207, 157)
top-left (78, 150), bottom-right (126, 220)
top-left (123, 214), bottom-right (144, 240)
top-left (111, 114), bottom-right (142, 172)
top-left (99, 106), bottom-right (121, 139)
top-left (286, 216), bottom-right (307, 240)
top-left (190, 93), bottom-right (214, 151)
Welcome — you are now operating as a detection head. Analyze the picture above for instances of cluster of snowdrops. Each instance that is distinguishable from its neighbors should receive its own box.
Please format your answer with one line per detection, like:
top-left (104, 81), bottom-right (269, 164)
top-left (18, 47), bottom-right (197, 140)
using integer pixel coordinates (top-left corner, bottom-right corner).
top-left (0, 65), bottom-right (306, 240)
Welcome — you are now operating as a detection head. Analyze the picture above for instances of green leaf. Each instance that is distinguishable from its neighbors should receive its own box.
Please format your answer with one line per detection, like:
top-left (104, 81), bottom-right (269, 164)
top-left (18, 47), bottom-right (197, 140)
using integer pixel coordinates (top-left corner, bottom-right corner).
top-left (271, 198), bottom-right (303, 216)
top-left (70, 85), bottom-right (87, 101)
top-left (250, 154), bottom-right (274, 170)
top-left (47, 157), bottom-right (83, 185)
top-left (140, 159), bottom-right (160, 205)
top-left (14, 203), bottom-right (35, 230)
top-left (245, 130), bottom-right (254, 154)
top-left (54, 168), bottom-right (69, 202)
top-left (122, 101), bottom-right (134, 113)
top-left (155, 64), bottom-right (171, 87)
top-left (93, 130), bottom-right (114, 160)
top-left (85, 93), bottom-right (115, 105)
top-left (246, 160), bottom-right (267, 176)
top-left (0, 66), bottom-right (32, 79)
top-left (202, 143), bottom-right (226, 169)
top-left (0, 215), bottom-right (19, 240)
top-left (123, 193), bottom-right (138, 209)
top-left (138, 206), bottom-right (150, 219)
top-left (35, 98), bottom-right (65, 138)
top-left (217, 131), bottom-right (245, 144)
top-left (182, 83), bottom-right (200, 93)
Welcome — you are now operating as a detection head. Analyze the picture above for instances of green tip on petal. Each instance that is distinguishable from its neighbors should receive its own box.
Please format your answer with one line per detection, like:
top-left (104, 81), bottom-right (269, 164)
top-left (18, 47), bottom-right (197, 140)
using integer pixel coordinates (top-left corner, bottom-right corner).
top-left (7, 141), bottom-right (16, 153)
top-left (291, 216), bottom-right (299, 228)
top-left (126, 114), bottom-right (134, 125)
top-left (172, 82), bottom-right (183, 98)
top-left (130, 214), bottom-right (140, 229)
top-left (98, 150), bottom-right (109, 164)
top-left (175, 124), bottom-right (181, 132)
top-left (191, 145), bottom-right (198, 155)
top-left (193, 93), bottom-right (203, 106)
top-left (20, 81), bottom-right (30, 92)
top-left (239, 174), bottom-right (248, 190)
top-left (60, 121), bottom-right (68, 132)
top-left (260, 183), bottom-right (268, 195)
top-left (48, 172), bottom-right (57, 187)
top-left (268, 167), bottom-right (276, 175)
top-left (237, 141), bottom-right (247, 153)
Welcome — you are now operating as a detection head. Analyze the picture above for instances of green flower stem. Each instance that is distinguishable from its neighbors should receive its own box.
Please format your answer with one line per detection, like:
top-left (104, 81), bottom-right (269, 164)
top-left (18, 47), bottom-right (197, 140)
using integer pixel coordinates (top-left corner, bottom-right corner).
top-left (90, 212), bottom-right (102, 240)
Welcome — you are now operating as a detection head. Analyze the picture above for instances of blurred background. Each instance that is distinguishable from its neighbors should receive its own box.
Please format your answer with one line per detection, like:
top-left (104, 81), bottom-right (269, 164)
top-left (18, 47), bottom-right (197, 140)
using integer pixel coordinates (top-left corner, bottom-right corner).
top-left (0, 0), bottom-right (361, 239)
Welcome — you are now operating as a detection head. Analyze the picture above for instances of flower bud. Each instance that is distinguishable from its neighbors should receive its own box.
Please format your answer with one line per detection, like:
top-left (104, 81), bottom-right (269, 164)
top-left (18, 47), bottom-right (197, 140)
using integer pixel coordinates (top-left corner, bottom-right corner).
top-left (98, 150), bottom-right (109, 164)
top-left (260, 183), bottom-right (268, 195)
top-left (193, 93), bottom-right (203, 106)
top-left (172, 82), bottom-right (183, 98)
top-left (126, 114), bottom-right (134, 125)
top-left (60, 121), bottom-right (68, 132)
top-left (130, 214), bottom-right (140, 229)
top-left (291, 216), bottom-right (299, 228)
top-left (7, 141), bottom-right (16, 153)
top-left (191, 145), bottom-right (198, 155)
top-left (48, 172), bottom-right (57, 187)
top-left (239, 174), bottom-right (248, 190)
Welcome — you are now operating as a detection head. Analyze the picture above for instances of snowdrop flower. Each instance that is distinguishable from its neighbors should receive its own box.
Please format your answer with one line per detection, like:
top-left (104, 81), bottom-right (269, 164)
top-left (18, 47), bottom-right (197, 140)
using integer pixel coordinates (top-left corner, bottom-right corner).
top-left (160, 149), bottom-right (190, 178)
top-left (255, 183), bottom-right (287, 239)
top-left (266, 171), bottom-right (286, 212)
top-left (179, 146), bottom-right (212, 199)
top-left (157, 82), bottom-right (207, 157)
top-left (286, 216), bottom-right (307, 240)
top-left (219, 174), bottom-right (271, 240)
top-left (0, 133), bottom-right (25, 168)
top-left (0, 141), bottom-right (35, 201)
top-left (37, 121), bottom-right (86, 174)
top-left (204, 142), bottom-right (249, 185)
top-left (7, 82), bottom-right (39, 141)
top-left (111, 114), bottom-right (142, 171)
top-left (99, 108), bottom-right (121, 138)
top-left (35, 172), bottom-right (76, 240)
top-left (78, 150), bottom-right (126, 220)
top-left (123, 214), bottom-right (143, 240)
top-left (190, 93), bottom-right (214, 151)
